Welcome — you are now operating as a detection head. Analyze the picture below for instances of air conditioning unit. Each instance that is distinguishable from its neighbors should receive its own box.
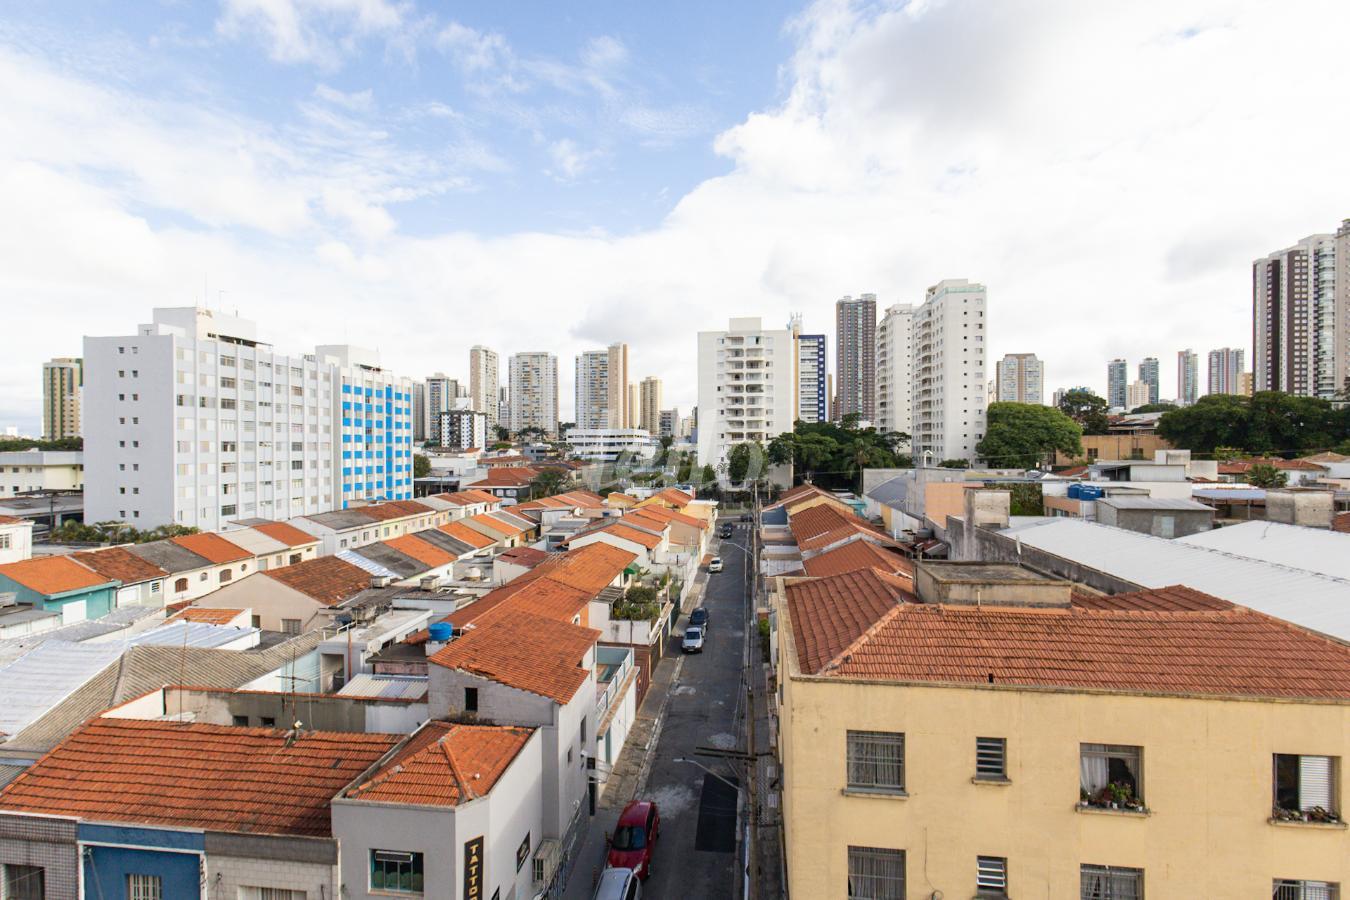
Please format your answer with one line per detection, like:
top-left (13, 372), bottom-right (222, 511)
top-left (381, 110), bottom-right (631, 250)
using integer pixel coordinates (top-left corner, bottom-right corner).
top-left (370, 575), bottom-right (393, 588)
top-left (532, 839), bottom-right (561, 887)
top-left (420, 575), bottom-right (442, 591)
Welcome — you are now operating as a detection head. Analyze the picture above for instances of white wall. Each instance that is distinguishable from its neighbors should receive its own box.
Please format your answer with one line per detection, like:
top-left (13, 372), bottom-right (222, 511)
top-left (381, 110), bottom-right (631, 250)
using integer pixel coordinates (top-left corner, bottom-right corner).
top-left (0, 521), bottom-right (33, 564)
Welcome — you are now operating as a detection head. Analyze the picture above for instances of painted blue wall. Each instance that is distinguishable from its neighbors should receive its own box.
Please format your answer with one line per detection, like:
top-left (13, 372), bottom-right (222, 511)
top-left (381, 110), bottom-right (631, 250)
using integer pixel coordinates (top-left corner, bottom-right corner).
top-left (79, 824), bottom-right (202, 900)
top-left (0, 576), bottom-right (117, 620)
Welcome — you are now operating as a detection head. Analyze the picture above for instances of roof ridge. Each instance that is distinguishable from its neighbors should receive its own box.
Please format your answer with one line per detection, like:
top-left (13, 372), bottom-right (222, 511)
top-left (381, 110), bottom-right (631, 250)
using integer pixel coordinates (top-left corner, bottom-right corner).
top-left (441, 729), bottom-right (478, 801)
top-left (820, 598), bottom-right (906, 674)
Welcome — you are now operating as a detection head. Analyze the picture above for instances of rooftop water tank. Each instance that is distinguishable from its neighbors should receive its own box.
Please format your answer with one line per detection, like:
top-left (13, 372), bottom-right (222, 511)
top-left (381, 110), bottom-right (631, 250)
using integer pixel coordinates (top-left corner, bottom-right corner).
top-left (428, 622), bottom-right (453, 643)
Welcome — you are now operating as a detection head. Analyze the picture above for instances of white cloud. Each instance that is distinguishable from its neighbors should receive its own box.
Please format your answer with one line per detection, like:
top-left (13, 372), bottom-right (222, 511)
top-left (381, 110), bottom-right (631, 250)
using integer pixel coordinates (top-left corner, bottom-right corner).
top-left (436, 21), bottom-right (512, 75)
top-left (314, 83), bottom-right (374, 111)
top-left (547, 138), bottom-right (603, 181)
top-left (3, 0), bottom-right (1350, 433)
top-left (216, 0), bottom-right (410, 68)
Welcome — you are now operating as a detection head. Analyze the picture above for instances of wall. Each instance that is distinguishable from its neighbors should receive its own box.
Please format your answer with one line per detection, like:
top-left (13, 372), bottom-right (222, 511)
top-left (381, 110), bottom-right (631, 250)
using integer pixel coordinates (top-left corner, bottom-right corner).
top-left (0, 579), bottom-right (117, 623)
top-left (159, 687), bottom-right (426, 734)
top-left (204, 833), bottom-right (337, 900)
top-left (80, 823), bottom-right (203, 900)
top-left (1097, 506), bottom-right (1213, 538)
top-left (192, 577), bottom-right (324, 632)
top-left (780, 665), bottom-right (1350, 899)
top-left (1055, 434), bottom-right (1170, 466)
top-left (946, 517), bottom-right (1143, 596)
top-left (0, 522), bottom-right (33, 564)
top-left (0, 813), bottom-right (78, 899)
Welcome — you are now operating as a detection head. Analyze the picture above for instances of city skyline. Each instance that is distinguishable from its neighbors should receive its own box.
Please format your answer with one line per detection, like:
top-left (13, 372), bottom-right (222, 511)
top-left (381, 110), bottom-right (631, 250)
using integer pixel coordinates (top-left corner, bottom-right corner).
top-left (5, 2), bottom-right (1347, 433)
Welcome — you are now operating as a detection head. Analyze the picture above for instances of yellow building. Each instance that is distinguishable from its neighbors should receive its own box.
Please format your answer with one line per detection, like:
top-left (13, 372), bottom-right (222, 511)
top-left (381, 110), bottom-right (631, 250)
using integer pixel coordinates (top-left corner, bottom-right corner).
top-left (774, 563), bottom-right (1350, 899)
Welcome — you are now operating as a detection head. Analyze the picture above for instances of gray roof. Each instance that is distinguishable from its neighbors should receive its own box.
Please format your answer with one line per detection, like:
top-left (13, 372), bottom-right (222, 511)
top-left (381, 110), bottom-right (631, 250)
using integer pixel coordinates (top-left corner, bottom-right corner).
top-left (412, 529), bottom-right (475, 557)
top-left (1176, 521), bottom-right (1350, 581)
top-left (1097, 497), bottom-right (1212, 511)
top-left (126, 539), bottom-right (212, 574)
top-left (302, 509), bottom-right (379, 531)
top-left (865, 475), bottom-right (911, 509)
top-left (0, 641), bottom-right (125, 739)
top-left (346, 543), bottom-right (429, 579)
top-left (0, 630), bottom-right (324, 759)
top-left (999, 518), bottom-right (1350, 641)
top-left (130, 621), bottom-right (262, 649)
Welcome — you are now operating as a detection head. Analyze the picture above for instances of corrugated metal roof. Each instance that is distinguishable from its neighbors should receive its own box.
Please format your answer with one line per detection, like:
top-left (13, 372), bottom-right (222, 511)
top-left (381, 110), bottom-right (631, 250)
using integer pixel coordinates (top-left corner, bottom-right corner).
top-left (1176, 521), bottom-right (1350, 581)
top-left (865, 475), bottom-right (910, 508)
top-left (338, 673), bottom-right (429, 700)
top-left (337, 549), bottom-right (401, 579)
top-left (130, 621), bottom-right (260, 650)
top-left (1000, 518), bottom-right (1350, 640)
top-left (1194, 488), bottom-right (1266, 501)
top-left (0, 641), bottom-right (125, 738)
top-left (1097, 497), bottom-right (1212, 511)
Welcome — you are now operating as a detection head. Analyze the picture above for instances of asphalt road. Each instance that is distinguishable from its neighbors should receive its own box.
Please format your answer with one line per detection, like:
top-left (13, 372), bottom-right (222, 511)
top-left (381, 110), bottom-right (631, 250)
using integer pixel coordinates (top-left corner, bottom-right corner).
top-left (640, 520), bottom-right (749, 898)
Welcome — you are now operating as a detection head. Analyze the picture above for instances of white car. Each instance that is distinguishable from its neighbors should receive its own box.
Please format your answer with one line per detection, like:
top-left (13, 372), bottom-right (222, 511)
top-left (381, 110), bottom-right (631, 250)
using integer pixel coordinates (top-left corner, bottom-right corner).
top-left (708, 557), bottom-right (723, 573)
top-left (593, 867), bottom-right (642, 900)
top-left (681, 626), bottom-right (705, 653)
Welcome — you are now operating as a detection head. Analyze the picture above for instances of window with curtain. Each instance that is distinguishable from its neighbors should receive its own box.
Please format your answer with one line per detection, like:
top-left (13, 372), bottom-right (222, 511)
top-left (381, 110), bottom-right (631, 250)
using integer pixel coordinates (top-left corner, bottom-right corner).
top-left (847, 731), bottom-right (905, 793)
top-left (1080, 864), bottom-right (1142, 900)
top-left (2, 864), bottom-right (44, 900)
top-left (1080, 744), bottom-right (1143, 809)
top-left (1274, 754), bottom-right (1337, 819)
top-left (847, 846), bottom-right (904, 900)
top-left (1273, 881), bottom-right (1339, 900)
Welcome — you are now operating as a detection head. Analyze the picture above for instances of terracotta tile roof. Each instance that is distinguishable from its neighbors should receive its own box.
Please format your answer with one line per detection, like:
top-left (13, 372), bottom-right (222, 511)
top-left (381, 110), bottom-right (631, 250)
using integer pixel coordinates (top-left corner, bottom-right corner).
top-left (384, 534), bottom-right (456, 569)
top-left (801, 541), bottom-right (914, 579)
top-left (632, 506), bottom-right (705, 529)
top-left (345, 722), bottom-right (534, 807)
top-left (1071, 585), bottom-right (1233, 612)
top-left (622, 512), bottom-right (672, 533)
top-left (577, 523), bottom-right (661, 550)
top-left (262, 556), bottom-right (372, 606)
top-left (605, 493), bottom-right (637, 504)
top-left (652, 488), bottom-right (694, 506)
top-left (170, 533), bottom-right (252, 565)
top-left (0, 718), bottom-right (400, 836)
top-left (458, 489), bottom-right (503, 505)
top-left (169, 607), bottom-right (248, 625)
top-left (785, 570), bottom-right (915, 674)
top-left (0, 556), bottom-right (114, 596)
top-left (555, 490), bottom-right (605, 507)
top-left (1054, 465), bottom-right (1089, 478)
top-left (1220, 457), bottom-right (1327, 474)
top-left (439, 521), bottom-right (496, 549)
top-left (431, 491), bottom-right (486, 507)
top-left (429, 610), bottom-right (600, 702)
top-left (249, 521), bottom-right (320, 548)
top-left (504, 580), bottom-right (592, 623)
top-left (71, 546), bottom-right (169, 584)
top-left (790, 504), bottom-right (893, 552)
top-left (792, 596), bottom-right (1350, 700)
top-left (499, 546), bottom-right (549, 567)
top-left (0, 515), bottom-right (26, 525)
top-left (516, 543), bottom-right (636, 595)
top-left (357, 500), bottom-right (433, 522)
top-left (468, 467), bottom-right (539, 487)
top-left (470, 512), bottom-right (530, 537)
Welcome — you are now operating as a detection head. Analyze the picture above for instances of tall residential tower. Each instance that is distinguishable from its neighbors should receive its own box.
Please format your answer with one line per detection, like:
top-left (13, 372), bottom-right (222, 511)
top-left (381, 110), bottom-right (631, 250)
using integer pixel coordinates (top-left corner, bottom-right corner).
top-left (41, 357), bottom-right (82, 440)
top-left (995, 353), bottom-right (1044, 405)
top-left (911, 280), bottom-right (987, 463)
top-left (875, 304), bottom-right (915, 442)
top-left (469, 346), bottom-right (500, 430)
top-left (834, 294), bottom-right (877, 422)
top-left (509, 352), bottom-right (559, 437)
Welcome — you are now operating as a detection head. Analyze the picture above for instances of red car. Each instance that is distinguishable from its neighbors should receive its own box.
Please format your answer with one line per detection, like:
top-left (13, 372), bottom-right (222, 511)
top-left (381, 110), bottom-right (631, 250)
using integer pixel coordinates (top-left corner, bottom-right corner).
top-left (607, 799), bottom-right (660, 879)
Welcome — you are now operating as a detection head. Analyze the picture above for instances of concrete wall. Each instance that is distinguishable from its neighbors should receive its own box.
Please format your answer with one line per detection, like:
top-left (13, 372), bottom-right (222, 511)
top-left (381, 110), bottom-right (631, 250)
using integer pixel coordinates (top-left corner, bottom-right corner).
top-left (1096, 505), bottom-right (1213, 538)
top-left (192, 577), bottom-right (326, 632)
top-left (780, 662), bottom-right (1350, 899)
top-left (204, 833), bottom-right (337, 899)
top-left (0, 521), bottom-right (33, 564)
top-left (158, 687), bottom-right (426, 734)
top-left (947, 517), bottom-right (1143, 596)
top-left (0, 813), bottom-right (78, 899)
top-left (1054, 434), bottom-right (1170, 466)
top-left (1267, 491), bottom-right (1336, 528)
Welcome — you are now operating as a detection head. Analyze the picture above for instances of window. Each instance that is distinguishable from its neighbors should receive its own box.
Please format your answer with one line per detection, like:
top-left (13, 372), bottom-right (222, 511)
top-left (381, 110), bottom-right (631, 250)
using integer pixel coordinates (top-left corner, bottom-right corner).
top-left (3, 863), bottom-right (44, 900)
top-left (976, 856), bottom-right (1008, 897)
top-left (260, 717), bottom-right (276, 727)
top-left (1274, 881), bottom-right (1339, 900)
top-left (847, 731), bottom-right (905, 793)
top-left (238, 888), bottom-right (306, 900)
top-left (1080, 865), bottom-right (1142, 899)
top-left (128, 874), bottom-right (163, 900)
top-left (281, 619), bottom-right (301, 635)
top-left (174, 577), bottom-right (188, 593)
top-left (976, 737), bottom-right (1007, 780)
top-left (233, 715), bottom-right (250, 727)
top-left (220, 569), bottom-right (233, 583)
top-left (1274, 754), bottom-right (1338, 820)
top-left (847, 846), bottom-right (904, 899)
top-left (465, 687), bottom-right (479, 713)
top-left (1079, 744), bottom-right (1143, 810)
top-left (370, 850), bottom-right (423, 894)
top-left (0, 534), bottom-right (9, 551)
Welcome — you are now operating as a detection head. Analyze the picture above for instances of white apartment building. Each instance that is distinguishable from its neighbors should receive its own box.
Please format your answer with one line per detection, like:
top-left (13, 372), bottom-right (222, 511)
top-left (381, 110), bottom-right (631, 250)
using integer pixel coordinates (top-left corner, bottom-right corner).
top-left (575, 350), bottom-right (609, 430)
top-left (469, 346), bottom-right (500, 429)
top-left (875, 304), bottom-right (915, 441)
top-left (565, 428), bottom-right (657, 462)
top-left (509, 352), bottom-right (559, 436)
top-left (0, 451), bottom-right (84, 498)
top-left (912, 280), bottom-right (987, 463)
top-left (696, 317), bottom-right (795, 474)
top-left (790, 314), bottom-right (827, 425)
top-left (84, 308), bottom-right (414, 532)
top-left (423, 373), bottom-right (460, 445)
top-left (995, 352), bottom-right (1044, 404)
top-left (438, 409), bottom-right (488, 450)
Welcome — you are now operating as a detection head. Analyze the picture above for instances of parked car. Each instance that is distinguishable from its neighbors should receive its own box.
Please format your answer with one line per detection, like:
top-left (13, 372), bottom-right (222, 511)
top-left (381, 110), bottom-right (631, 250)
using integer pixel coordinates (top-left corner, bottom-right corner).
top-left (690, 607), bottom-right (710, 632)
top-left (708, 557), bottom-right (723, 573)
top-left (607, 800), bottom-right (661, 880)
top-left (681, 626), bottom-right (705, 653)
top-left (718, 523), bottom-right (734, 538)
top-left (593, 867), bottom-right (642, 900)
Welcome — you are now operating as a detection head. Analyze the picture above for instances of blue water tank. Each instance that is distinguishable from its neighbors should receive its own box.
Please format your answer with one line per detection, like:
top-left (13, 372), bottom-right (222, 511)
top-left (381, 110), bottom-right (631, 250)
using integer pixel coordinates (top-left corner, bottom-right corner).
top-left (428, 622), bottom-right (453, 642)
top-left (1080, 485), bottom-right (1102, 501)
top-left (1067, 484), bottom-right (1082, 499)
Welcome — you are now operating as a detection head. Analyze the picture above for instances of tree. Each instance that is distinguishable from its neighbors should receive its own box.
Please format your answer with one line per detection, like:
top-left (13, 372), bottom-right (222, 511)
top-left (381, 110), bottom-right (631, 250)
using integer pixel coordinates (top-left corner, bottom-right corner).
top-left (766, 433), bottom-right (795, 467)
top-left (976, 402), bottom-right (1083, 469)
top-left (0, 436), bottom-right (82, 452)
top-left (1129, 403), bottom-right (1177, 414)
top-left (516, 426), bottom-right (546, 442)
top-left (700, 464), bottom-right (717, 486)
top-left (659, 435), bottom-right (674, 450)
top-left (765, 417), bottom-right (902, 489)
top-left (491, 440), bottom-right (512, 451)
top-left (676, 453), bottom-right (694, 483)
top-left (412, 454), bottom-right (431, 478)
top-left (938, 459), bottom-right (970, 469)
top-left (1245, 462), bottom-right (1287, 489)
top-left (494, 426), bottom-right (511, 442)
top-left (530, 468), bottom-right (575, 498)
top-left (1156, 391), bottom-right (1345, 454)
top-left (1057, 389), bottom-right (1111, 436)
top-left (727, 442), bottom-right (764, 485)
top-left (843, 437), bottom-right (890, 490)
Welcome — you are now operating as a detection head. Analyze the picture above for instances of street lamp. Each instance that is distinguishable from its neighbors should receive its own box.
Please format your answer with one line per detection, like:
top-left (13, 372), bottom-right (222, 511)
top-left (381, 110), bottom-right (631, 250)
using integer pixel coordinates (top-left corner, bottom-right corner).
top-left (674, 756), bottom-right (742, 794)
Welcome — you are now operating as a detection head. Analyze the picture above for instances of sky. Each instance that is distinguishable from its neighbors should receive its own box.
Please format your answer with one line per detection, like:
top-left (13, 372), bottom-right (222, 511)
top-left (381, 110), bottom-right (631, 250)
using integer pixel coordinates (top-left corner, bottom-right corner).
top-left (3, 0), bottom-right (1349, 434)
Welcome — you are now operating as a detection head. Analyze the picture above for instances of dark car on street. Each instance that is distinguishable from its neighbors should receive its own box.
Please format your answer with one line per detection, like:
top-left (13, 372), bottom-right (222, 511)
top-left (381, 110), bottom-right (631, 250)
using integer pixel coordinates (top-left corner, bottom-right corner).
top-left (718, 523), bottom-right (733, 538)
top-left (690, 607), bottom-right (709, 631)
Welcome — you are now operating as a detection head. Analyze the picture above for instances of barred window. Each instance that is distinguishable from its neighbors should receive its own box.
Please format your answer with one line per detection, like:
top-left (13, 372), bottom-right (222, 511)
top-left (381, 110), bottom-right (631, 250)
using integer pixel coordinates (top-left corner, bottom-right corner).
top-left (128, 874), bottom-right (163, 900)
top-left (239, 889), bottom-right (307, 900)
top-left (1274, 881), bottom-right (1339, 900)
top-left (1081, 864), bottom-right (1142, 900)
top-left (977, 856), bottom-right (1008, 896)
top-left (976, 737), bottom-right (1007, 779)
top-left (3, 864), bottom-right (44, 900)
top-left (847, 731), bottom-right (904, 792)
top-left (847, 846), bottom-right (904, 900)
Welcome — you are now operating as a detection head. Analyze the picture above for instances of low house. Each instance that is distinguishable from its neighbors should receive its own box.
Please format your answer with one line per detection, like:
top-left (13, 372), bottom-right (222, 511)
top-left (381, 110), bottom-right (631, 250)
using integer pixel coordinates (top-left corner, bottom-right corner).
top-left (461, 510), bottom-right (537, 548)
top-left (1219, 457), bottom-right (1330, 487)
top-left (604, 492), bottom-right (639, 510)
top-left (221, 519), bottom-right (321, 571)
top-left (0, 516), bottom-right (33, 564)
top-left (70, 546), bottom-right (169, 607)
top-left (341, 534), bottom-right (459, 587)
top-left (333, 722), bottom-right (545, 900)
top-left (436, 521), bottom-right (498, 554)
top-left (800, 540), bottom-right (914, 580)
top-left (494, 546), bottom-right (550, 584)
top-left (291, 499), bottom-right (440, 556)
top-left (462, 466), bottom-right (541, 504)
top-left (1095, 496), bottom-right (1214, 538)
top-left (126, 533), bottom-right (255, 604)
top-left (0, 556), bottom-right (118, 624)
top-left (0, 714), bottom-right (402, 900)
top-left (418, 489), bottom-right (503, 521)
top-left (191, 555), bottom-right (374, 633)
top-left (564, 522), bottom-right (665, 567)
top-left (625, 505), bottom-right (708, 556)
top-left (788, 502), bottom-right (899, 559)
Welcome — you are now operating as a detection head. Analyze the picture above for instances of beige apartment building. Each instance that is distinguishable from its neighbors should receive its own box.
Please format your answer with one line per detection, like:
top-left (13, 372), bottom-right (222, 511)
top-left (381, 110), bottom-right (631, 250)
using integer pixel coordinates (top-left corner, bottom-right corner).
top-left (41, 357), bottom-right (82, 440)
top-left (639, 376), bottom-right (662, 435)
top-left (774, 563), bottom-right (1350, 899)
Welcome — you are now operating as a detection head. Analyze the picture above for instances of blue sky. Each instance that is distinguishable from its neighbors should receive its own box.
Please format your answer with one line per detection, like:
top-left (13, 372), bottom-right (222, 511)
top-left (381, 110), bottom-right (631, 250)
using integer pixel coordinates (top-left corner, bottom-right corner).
top-left (2, 0), bottom-right (1348, 434)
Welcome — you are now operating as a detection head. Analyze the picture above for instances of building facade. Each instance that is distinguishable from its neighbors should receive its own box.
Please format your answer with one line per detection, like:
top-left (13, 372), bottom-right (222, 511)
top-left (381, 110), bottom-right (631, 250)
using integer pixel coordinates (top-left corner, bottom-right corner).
top-left (638, 377), bottom-right (662, 436)
top-left (0, 451), bottom-right (84, 498)
top-left (84, 308), bottom-right (413, 532)
top-left (423, 373), bottom-right (460, 446)
top-left (565, 428), bottom-right (657, 463)
top-left (995, 353), bottom-right (1044, 405)
top-left (658, 408), bottom-right (678, 439)
top-left (1254, 221), bottom-right (1350, 398)
top-left (911, 281), bottom-right (986, 463)
top-left (876, 304), bottom-right (914, 442)
top-left (574, 350), bottom-right (609, 430)
top-left (438, 410), bottom-right (487, 450)
top-left (41, 358), bottom-right (82, 441)
top-left (1208, 347), bottom-right (1246, 396)
top-left (1176, 349), bottom-right (1199, 406)
top-left (696, 317), bottom-right (795, 474)
top-left (1138, 357), bottom-right (1160, 405)
top-left (795, 330), bottom-right (827, 424)
top-left (834, 295), bottom-right (877, 422)
top-left (509, 353), bottom-right (559, 437)
top-left (469, 346), bottom-right (500, 430)
top-left (1107, 359), bottom-right (1128, 410)
top-left (607, 343), bottom-right (630, 429)
top-left (1126, 379), bottom-right (1151, 411)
